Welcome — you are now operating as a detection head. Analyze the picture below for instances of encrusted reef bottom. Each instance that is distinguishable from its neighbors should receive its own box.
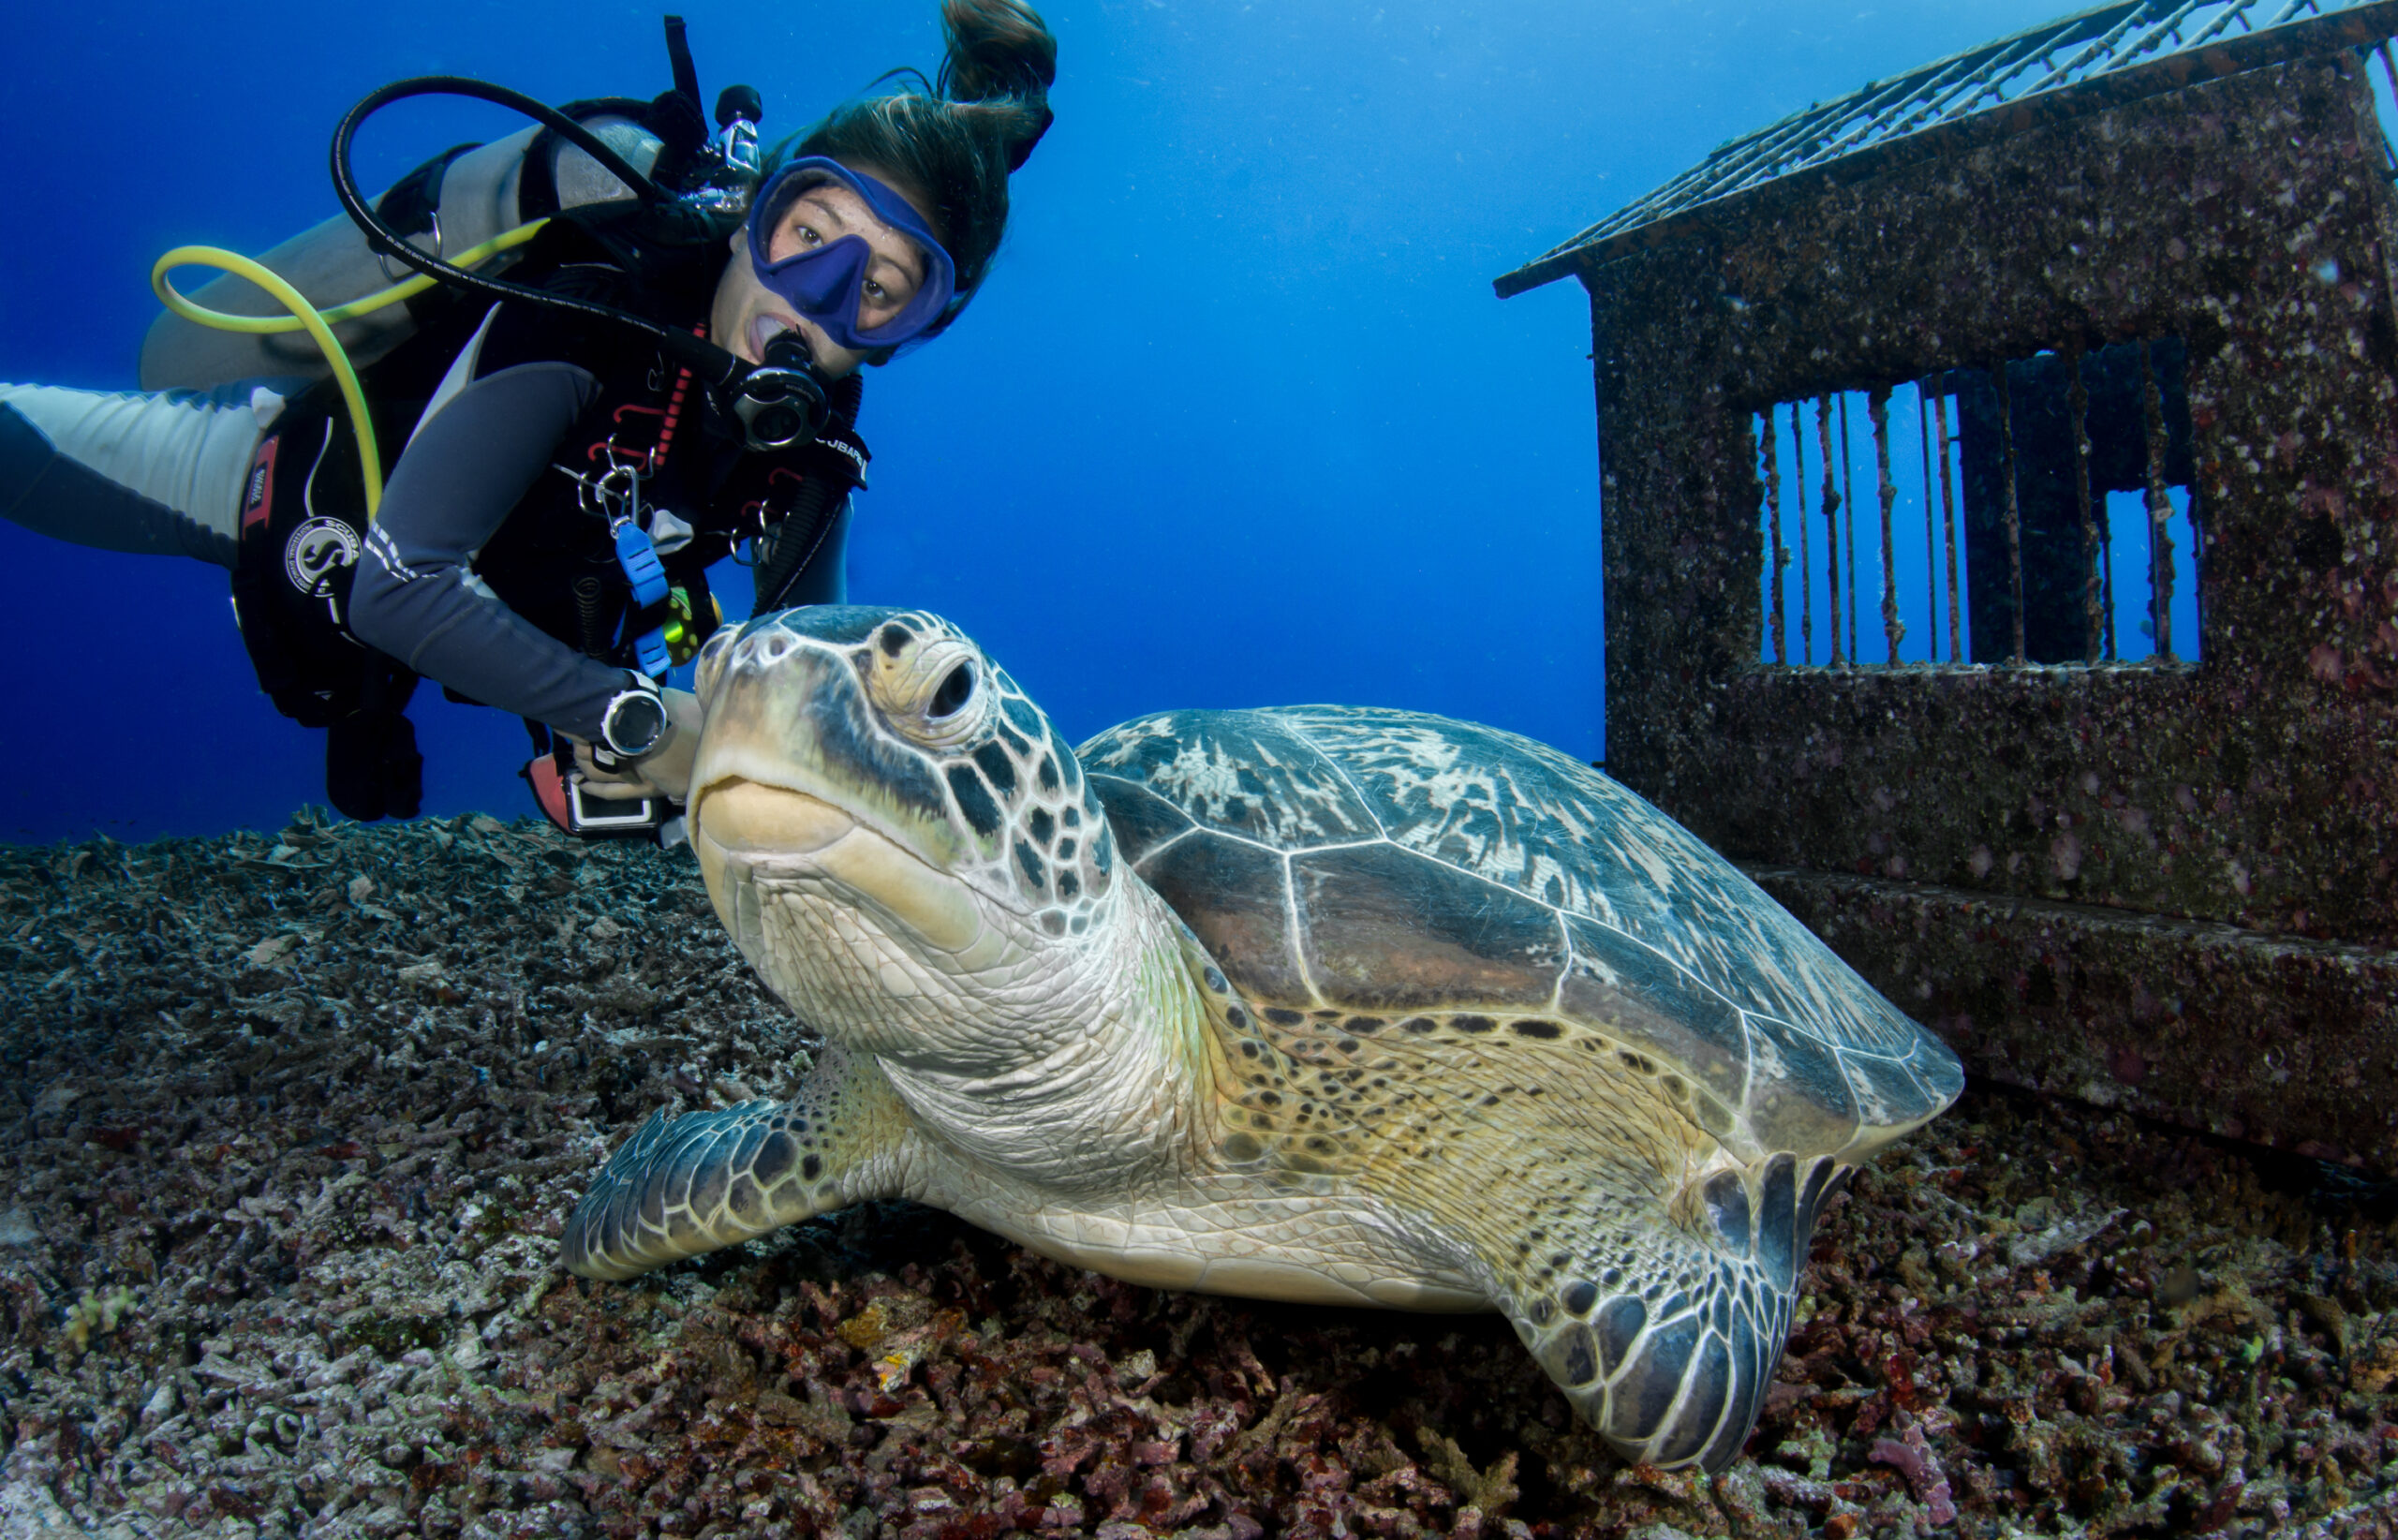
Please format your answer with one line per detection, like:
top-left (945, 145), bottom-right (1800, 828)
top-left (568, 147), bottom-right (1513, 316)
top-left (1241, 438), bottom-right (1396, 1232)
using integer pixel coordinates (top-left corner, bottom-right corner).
top-left (0, 814), bottom-right (2393, 1539)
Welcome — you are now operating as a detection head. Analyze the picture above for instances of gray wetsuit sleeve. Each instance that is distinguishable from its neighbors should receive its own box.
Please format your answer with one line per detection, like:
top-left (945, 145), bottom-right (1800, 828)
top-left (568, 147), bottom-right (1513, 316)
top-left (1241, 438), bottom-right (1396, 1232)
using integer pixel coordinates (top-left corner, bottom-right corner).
top-left (348, 361), bottom-right (632, 740)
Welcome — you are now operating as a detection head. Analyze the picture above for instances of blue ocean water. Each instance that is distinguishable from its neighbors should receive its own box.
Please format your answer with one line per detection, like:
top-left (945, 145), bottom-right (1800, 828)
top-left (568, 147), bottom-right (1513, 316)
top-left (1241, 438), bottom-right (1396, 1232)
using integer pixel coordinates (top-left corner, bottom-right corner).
top-left (0, 0), bottom-right (2075, 846)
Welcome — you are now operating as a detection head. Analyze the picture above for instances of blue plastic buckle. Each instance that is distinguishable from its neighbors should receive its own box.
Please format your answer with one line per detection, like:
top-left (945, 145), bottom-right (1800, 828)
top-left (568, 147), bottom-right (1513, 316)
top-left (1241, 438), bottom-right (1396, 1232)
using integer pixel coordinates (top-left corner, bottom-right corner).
top-left (613, 519), bottom-right (674, 678)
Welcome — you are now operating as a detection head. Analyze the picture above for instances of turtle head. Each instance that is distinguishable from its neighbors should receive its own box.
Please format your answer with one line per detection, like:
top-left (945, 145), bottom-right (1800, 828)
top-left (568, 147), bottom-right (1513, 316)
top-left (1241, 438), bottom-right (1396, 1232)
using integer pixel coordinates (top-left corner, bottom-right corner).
top-left (686, 606), bottom-right (1122, 1065)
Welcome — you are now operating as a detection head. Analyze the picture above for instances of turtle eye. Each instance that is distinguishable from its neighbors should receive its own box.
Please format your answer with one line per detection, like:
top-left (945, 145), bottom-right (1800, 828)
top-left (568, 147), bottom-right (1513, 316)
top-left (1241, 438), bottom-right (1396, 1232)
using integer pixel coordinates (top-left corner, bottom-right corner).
top-left (929, 662), bottom-right (976, 718)
top-left (694, 627), bottom-right (740, 705)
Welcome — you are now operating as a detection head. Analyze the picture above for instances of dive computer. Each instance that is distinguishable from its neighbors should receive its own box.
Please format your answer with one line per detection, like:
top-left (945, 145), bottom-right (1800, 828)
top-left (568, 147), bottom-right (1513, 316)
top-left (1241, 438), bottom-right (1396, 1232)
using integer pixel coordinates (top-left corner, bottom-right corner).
top-left (599, 683), bottom-right (672, 760)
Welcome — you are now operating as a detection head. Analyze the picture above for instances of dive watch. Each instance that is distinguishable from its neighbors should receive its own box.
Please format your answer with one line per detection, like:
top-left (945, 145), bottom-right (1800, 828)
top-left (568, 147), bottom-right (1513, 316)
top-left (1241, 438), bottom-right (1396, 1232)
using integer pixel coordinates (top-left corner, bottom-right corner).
top-left (600, 683), bottom-right (672, 760)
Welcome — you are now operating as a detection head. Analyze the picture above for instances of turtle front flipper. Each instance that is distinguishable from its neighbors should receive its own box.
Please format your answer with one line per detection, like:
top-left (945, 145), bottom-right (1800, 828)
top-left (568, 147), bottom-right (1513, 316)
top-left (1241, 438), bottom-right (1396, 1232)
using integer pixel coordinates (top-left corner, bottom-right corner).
top-left (561, 1045), bottom-right (911, 1281)
top-left (1500, 1152), bottom-right (1849, 1473)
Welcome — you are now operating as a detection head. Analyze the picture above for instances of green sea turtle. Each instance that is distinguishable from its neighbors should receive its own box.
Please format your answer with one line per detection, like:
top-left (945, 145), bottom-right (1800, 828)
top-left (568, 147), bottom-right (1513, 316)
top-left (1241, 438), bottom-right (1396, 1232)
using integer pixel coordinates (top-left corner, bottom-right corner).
top-left (560, 606), bottom-right (1963, 1471)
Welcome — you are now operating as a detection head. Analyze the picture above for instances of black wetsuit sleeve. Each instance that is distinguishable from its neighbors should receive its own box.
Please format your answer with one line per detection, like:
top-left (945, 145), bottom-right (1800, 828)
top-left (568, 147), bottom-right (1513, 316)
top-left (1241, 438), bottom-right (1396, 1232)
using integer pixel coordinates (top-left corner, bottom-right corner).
top-left (348, 361), bottom-right (632, 741)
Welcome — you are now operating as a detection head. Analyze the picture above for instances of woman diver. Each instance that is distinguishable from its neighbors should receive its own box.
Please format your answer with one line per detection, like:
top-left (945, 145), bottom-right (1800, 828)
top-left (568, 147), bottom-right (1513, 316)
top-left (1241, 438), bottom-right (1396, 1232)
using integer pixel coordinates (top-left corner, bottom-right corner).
top-left (0, 0), bottom-right (1056, 831)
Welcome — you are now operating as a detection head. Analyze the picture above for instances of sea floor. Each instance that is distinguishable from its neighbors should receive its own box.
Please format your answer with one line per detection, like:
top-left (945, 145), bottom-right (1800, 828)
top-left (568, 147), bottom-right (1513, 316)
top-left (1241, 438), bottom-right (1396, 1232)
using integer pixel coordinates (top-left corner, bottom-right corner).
top-left (0, 813), bottom-right (2392, 1540)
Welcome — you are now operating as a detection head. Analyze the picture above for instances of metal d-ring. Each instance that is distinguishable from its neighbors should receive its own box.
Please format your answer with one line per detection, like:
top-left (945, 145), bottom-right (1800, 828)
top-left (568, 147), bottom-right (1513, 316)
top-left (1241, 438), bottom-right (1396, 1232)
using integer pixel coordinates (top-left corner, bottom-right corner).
top-left (377, 211), bottom-right (444, 285)
top-left (553, 458), bottom-right (647, 530)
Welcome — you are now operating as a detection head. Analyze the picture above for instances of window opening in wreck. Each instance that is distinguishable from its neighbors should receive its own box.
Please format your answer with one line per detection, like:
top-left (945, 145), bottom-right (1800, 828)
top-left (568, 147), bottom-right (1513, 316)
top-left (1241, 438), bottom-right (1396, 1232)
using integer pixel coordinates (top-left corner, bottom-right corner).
top-left (2368, 38), bottom-right (2398, 165)
top-left (1752, 338), bottom-right (2198, 669)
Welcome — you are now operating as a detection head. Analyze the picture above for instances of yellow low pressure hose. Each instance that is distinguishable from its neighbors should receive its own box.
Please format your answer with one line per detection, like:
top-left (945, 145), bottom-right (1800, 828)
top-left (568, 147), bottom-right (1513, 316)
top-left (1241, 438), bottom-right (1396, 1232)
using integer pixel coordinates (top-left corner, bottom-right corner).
top-left (150, 219), bottom-right (551, 520)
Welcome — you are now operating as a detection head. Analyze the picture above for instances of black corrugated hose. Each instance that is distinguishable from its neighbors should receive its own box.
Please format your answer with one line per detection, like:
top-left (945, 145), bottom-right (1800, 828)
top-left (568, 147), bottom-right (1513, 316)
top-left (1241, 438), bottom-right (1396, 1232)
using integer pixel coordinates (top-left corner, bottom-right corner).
top-left (751, 372), bottom-right (865, 612)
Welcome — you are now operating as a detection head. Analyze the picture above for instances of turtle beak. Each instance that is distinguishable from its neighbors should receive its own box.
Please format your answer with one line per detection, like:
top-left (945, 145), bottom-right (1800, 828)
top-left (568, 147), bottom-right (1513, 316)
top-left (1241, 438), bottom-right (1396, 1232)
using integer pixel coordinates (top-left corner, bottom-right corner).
top-left (685, 636), bottom-right (986, 961)
top-left (688, 778), bottom-right (842, 963)
top-left (690, 632), bottom-right (970, 867)
top-left (690, 778), bottom-right (984, 958)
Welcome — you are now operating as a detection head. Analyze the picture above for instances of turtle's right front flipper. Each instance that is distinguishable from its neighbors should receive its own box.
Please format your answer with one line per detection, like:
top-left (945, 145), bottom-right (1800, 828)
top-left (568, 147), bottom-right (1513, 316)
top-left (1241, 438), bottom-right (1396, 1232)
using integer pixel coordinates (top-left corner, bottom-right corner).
top-left (560, 1045), bottom-right (911, 1281)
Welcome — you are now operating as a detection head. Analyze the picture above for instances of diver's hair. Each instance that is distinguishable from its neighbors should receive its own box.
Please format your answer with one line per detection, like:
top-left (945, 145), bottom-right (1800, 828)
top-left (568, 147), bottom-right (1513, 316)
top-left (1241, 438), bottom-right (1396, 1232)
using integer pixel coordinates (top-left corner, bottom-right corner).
top-left (775, 0), bottom-right (1057, 345)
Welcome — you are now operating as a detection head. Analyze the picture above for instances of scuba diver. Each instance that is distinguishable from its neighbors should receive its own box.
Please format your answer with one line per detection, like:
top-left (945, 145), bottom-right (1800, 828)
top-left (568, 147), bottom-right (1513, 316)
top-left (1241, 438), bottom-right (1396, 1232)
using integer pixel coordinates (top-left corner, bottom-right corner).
top-left (0, 0), bottom-right (1057, 836)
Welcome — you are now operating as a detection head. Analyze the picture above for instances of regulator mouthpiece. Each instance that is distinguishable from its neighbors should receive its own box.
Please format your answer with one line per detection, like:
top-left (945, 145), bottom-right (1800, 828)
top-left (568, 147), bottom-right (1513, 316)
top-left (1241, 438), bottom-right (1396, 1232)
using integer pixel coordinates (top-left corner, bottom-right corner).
top-left (733, 331), bottom-right (831, 451)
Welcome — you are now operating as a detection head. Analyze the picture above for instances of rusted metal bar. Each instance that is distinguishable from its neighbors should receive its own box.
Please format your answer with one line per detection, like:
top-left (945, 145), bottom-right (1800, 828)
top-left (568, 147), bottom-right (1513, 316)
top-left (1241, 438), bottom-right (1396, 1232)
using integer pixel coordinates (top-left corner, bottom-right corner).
top-left (1870, 386), bottom-right (1904, 662)
top-left (1792, 401), bottom-right (1812, 664)
top-left (1917, 382), bottom-right (1938, 661)
top-left (1761, 412), bottom-right (1785, 664)
top-left (2068, 343), bottom-right (2103, 662)
top-left (1993, 360), bottom-right (2028, 666)
top-left (1950, 32), bottom-right (2084, 117)
top-left (2020, 4), bottom-right (2163, 96)
top-left (2140, 340), bottom-right (2178, 661)
top-left (1816, 394), bottom-right (1844, 667)
top-left (2102, 499), bottom-right (2119, 659)
top-left (1934, 390), bottom-right (1961, 663)
top-left (2121, 0), bottom-right (2218, 60)
top-left (1865, 48), bottom-right (2006, 142)
top-left (2184, 0), bottom-right (2264, 50)
top-left (1839, 392), bottom-right (1860, 663)
top-left (1897, 33), bottom-right (2064, 138)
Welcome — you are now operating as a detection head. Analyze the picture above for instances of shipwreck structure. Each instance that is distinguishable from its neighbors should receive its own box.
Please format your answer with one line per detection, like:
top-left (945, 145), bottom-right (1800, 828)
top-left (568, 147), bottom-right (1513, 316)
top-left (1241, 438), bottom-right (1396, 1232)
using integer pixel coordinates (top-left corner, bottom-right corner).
top-left (1498, 0), bottom-right (2398, 1171)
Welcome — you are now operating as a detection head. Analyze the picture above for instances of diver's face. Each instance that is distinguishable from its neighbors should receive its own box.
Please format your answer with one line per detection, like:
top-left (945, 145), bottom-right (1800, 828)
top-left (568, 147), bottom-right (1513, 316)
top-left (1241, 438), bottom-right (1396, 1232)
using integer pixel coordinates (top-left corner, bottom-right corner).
top-left (709, 164), bottom-right (942, 377)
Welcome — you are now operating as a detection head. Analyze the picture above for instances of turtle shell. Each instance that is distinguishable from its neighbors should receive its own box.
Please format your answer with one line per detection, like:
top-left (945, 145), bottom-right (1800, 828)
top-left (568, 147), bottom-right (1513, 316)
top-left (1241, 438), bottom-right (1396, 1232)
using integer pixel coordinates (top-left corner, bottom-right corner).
top-left (1080, 705), bottom-right (1962, 1161)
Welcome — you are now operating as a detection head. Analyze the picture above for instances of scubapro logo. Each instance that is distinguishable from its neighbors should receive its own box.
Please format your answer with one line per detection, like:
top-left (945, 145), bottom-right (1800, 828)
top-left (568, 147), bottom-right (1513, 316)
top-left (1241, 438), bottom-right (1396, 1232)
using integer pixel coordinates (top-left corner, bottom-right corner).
top-left (285, 517), bottom-right (362, 599)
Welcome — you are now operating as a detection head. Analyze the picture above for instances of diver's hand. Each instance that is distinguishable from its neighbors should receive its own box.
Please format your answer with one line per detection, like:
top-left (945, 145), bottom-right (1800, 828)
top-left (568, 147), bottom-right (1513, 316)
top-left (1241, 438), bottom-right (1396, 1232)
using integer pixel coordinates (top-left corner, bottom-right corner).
top-left (637, 689), bottom-right (703, 799)
top-left (570, 741), bottom-right (661, 801)
top-left (570, 689), bottom-right (703, 801)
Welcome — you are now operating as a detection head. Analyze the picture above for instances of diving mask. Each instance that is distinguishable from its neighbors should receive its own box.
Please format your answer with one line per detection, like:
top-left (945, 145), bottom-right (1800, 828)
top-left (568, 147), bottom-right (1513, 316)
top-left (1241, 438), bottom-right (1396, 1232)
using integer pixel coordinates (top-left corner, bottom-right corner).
top-left (747, 157), bottom-right (955, 350)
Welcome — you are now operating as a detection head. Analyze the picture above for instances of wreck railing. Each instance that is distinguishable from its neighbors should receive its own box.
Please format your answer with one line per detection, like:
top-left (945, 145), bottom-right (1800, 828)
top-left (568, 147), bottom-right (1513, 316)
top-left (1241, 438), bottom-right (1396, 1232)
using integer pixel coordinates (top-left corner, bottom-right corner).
top-left (1499, 0), bottom-right (2398, 299)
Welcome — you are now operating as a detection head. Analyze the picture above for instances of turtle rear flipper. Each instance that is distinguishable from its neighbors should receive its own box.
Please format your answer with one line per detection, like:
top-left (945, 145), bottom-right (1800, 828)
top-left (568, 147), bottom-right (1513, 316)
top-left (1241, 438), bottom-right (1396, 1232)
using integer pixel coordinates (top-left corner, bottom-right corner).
top-left (560, 1047), bottom-right (910, 1281)
top-left (1504, 1153), bottom-right (1848, 1473)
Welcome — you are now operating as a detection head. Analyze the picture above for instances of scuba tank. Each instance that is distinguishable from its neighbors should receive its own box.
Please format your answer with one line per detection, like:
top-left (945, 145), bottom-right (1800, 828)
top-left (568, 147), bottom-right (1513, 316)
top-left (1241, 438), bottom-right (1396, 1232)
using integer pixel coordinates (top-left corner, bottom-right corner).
top-left (141, 18), bottom-right (765, 393)
top-left (141, 123), bottom-right (660, 391)
top-left (148, 14), bottom-right (831, 467)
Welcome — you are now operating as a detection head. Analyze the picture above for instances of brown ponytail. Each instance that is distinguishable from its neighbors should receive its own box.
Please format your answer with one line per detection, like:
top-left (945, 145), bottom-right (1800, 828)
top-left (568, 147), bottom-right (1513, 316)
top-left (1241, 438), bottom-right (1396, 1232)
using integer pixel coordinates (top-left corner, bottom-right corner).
top-left (777, 0), bottom-right (1058, 345)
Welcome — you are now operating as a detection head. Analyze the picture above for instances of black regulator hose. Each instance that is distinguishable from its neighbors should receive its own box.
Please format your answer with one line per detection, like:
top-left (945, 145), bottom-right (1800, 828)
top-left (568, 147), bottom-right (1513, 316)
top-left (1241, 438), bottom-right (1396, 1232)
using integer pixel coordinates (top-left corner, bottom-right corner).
top-left (329, 75), bottom-right (748, 392)
top-left (753, 372), bottom-right (865, 612)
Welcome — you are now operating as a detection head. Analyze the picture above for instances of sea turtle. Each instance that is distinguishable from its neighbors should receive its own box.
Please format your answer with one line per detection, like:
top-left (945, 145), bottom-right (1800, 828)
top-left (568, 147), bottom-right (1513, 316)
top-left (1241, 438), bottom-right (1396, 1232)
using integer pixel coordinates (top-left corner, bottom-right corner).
top-left (561, 606), bottom-right (1964, 1471)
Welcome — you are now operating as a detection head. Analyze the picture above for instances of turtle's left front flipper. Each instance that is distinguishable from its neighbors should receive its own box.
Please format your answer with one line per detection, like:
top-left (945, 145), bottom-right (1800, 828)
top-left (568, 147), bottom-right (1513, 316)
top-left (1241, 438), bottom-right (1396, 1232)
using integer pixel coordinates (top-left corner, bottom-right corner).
top-left (560, 1044), bottom-right (911, 1281)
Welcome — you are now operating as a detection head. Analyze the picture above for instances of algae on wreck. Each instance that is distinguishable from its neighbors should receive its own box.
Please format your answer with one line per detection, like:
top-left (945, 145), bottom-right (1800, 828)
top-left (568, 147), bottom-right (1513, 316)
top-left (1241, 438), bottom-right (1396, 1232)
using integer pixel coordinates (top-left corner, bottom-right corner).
top-left (1493, 7), bottom-right (2398, 1174)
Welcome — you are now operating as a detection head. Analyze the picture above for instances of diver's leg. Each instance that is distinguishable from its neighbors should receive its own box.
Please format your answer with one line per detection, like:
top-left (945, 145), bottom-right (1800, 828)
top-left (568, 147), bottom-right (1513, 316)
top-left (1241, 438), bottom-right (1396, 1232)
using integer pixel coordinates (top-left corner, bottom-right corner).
top-left (0, 380), bottom-right (288, 568)
top-left (559, 1043), bottom-right (912, 1281)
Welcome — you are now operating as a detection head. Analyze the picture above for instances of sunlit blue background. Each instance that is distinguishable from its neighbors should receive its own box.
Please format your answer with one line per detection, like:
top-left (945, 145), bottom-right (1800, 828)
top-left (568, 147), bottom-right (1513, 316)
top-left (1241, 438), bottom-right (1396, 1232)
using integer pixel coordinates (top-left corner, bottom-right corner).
top-left (4, 0), bottom-right (2095, 843)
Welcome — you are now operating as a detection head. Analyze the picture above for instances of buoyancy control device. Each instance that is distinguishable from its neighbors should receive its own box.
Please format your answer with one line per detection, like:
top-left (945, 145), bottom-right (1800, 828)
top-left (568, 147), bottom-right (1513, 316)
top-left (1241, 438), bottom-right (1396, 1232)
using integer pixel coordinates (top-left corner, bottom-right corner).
top-left (143, 17), bottom-right (768, 397)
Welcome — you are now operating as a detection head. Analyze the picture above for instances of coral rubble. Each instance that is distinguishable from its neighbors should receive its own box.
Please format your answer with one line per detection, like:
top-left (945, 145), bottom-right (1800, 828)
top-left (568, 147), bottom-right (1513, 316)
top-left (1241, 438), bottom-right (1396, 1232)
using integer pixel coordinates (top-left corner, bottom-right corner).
top-left (0, 816), bottom-right (2392, 1536)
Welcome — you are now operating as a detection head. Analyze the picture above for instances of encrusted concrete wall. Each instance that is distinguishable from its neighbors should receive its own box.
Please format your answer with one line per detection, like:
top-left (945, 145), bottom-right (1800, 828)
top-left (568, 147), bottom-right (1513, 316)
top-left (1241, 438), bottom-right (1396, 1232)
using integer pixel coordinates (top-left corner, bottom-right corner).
top-left (1747, 866), bottom-right (2398, 1168)
top-left (1573, 54), bottom-right (2398, 1168)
